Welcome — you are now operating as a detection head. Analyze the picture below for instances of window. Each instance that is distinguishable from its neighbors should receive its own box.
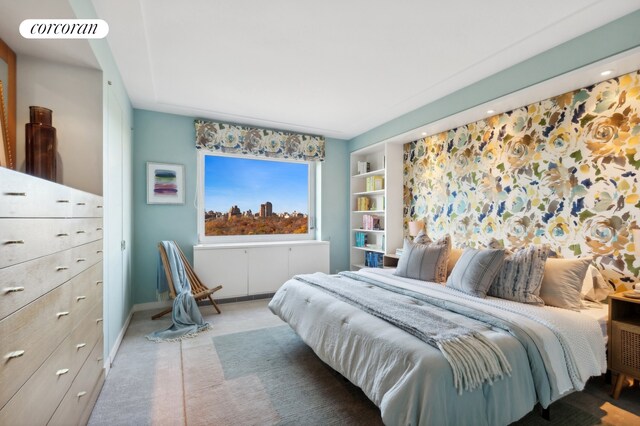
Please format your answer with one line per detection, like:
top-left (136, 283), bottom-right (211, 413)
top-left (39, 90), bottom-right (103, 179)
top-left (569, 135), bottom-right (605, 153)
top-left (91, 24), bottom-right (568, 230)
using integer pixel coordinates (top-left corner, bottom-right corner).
top-left (198, 152), bottom-right (316, 242)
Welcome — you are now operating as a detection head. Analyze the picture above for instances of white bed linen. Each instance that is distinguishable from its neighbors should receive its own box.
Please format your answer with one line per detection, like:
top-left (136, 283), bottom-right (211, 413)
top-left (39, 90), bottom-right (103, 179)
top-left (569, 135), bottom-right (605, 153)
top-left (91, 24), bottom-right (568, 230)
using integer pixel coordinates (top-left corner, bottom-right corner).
top-left (580, 303), bottom-right (609, 342)
top-left (361, 268), bottom-right (606, 394)
top-left (269, 268), bottom-right (607, 425)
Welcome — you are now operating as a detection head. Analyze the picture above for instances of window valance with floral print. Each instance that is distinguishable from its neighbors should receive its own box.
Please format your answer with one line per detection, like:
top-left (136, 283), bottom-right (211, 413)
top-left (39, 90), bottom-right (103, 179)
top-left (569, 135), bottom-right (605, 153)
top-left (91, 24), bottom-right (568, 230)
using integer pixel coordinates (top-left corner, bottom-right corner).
top-left (195, 120), bottom-right (325, 162)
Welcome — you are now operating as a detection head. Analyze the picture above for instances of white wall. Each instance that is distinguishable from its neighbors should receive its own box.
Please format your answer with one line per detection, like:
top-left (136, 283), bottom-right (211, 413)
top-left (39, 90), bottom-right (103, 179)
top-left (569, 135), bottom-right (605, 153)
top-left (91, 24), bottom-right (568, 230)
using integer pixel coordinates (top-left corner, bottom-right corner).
top-left (16, 54), bottom-right (103, 195)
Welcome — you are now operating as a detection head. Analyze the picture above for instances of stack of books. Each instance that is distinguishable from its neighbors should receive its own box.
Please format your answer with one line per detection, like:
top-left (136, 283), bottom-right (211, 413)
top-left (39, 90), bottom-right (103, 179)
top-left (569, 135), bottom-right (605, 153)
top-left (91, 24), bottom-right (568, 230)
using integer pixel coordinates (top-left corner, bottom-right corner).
top-left (366, 176), bottom-right (384, 192)
top-left (365, 251), bottom-right (384, 268)
top-left (362, 214), bottom-right (381, 230)
top-left (356, 196), bottom-right (370, 211)
top-left (355, 232), bottom-right (367, 247)
top-left (357, 161), bottom-right (370, 174)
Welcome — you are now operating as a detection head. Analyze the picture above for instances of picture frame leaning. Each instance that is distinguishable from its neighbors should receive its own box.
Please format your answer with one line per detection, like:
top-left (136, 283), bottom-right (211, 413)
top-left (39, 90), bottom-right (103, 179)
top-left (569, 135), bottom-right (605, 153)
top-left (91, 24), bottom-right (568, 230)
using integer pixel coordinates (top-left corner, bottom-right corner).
top-left (147, 162), bottom-right (185, 205)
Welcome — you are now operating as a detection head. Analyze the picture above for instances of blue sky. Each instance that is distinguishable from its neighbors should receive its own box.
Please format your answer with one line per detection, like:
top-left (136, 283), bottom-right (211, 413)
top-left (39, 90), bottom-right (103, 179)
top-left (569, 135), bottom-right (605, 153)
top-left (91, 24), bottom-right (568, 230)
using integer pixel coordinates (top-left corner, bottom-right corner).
top-left (204, 155), bottom-right (309, 214)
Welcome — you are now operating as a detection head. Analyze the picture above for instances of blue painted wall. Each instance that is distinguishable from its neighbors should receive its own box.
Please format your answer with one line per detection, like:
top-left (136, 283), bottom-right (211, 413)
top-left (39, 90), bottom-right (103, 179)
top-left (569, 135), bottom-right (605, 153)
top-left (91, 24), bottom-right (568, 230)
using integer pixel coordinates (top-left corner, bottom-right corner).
top-left (132, 109), bottom-right (350, 303)
top-left (350, 10), bottom-right (640, 152)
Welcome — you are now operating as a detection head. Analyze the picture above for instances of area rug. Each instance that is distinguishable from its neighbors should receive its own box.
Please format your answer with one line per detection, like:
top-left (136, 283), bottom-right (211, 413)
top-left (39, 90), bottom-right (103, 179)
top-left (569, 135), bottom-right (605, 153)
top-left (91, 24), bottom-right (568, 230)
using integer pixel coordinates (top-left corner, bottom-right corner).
top-left (212, 325), bottom-right (383, 425)
top-left (213, 325), bottom-right (602, 426)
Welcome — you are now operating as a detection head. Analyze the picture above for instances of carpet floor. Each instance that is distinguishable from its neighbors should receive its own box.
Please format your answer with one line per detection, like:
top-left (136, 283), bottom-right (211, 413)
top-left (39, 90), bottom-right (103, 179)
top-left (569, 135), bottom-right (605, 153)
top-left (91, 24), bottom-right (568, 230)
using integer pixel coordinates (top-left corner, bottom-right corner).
top-left (89, 300), bottom-right (640, 425)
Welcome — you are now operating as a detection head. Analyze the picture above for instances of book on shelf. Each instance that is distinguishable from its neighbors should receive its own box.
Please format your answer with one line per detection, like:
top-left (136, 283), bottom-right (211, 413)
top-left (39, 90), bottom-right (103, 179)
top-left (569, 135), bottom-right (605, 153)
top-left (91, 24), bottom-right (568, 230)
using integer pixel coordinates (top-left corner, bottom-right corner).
top-left (356, 196), bottom-right (370, 211)
top-left (357, 161), bottom-right (370, 174)
top-left (365, 175), bottom-right (384, 192)
top-left (362, 214), bottom-right (381, 230)
top-left (355, 231), bottom-right (367, 247)
top-left (365, 251), bottom-right (384, 268)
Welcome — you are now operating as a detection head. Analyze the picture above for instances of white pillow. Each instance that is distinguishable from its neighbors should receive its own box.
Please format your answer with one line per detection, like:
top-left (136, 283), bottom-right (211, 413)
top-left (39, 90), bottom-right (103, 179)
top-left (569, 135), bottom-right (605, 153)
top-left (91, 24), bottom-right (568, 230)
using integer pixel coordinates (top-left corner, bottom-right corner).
top-left (580, 265), bottom-right (614, 303)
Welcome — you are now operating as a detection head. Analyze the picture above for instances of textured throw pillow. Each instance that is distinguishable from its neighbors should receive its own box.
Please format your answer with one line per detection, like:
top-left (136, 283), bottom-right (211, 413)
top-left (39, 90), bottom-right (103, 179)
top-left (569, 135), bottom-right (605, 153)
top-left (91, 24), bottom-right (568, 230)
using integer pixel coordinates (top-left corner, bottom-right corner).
top-left (581, 264), bottom-right (614, 303)
top-left (488, 244), bottom-right (549, 305)
top-left (394, 235), bottom-right (451, 283)
top-left (446, 248), bottom-right (506, 298)
top-left (413, 229), bottom-right (432, 244)
top-left (539, 258), bottom-right (592, 311)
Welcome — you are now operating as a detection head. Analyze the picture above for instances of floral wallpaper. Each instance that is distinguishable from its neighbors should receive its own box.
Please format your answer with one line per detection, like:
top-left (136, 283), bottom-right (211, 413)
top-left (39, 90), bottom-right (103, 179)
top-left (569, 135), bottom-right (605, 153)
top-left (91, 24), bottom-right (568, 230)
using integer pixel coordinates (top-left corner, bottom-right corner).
top-left (404, 70), bottom-right (640, 289)
top-left (195, 120), bottom-right (325, 161)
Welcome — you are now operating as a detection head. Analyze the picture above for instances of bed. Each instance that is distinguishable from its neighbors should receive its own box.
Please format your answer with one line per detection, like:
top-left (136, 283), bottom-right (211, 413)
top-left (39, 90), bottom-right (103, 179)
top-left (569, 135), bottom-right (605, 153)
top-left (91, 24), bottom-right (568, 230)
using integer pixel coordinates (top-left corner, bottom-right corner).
top-left (268, 267), bottom-right (607, 426)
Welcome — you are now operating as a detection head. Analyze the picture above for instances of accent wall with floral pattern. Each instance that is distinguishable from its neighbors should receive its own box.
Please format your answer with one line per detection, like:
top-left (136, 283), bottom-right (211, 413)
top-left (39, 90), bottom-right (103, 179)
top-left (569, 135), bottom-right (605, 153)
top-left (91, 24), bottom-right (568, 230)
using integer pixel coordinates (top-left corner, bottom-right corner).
top-left (403, 70), bottom-right (640, 288)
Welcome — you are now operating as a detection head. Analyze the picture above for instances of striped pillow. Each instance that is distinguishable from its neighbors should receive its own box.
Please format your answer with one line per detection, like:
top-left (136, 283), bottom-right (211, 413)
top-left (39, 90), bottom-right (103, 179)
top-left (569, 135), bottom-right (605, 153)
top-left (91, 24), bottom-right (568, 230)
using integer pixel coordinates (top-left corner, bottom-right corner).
top-left (394, 235), bottom-right (451, 283)
top-left (488, 244), bottom-right (549, 305)
top-left (446, 248), bottom-right (505, 298)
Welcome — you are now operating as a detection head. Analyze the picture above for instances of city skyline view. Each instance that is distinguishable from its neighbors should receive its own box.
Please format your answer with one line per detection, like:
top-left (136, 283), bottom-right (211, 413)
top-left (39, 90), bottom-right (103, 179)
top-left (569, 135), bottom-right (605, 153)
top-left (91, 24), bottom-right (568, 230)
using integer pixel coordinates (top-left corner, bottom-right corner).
top-left (204, 155), bottom-right (309, 214)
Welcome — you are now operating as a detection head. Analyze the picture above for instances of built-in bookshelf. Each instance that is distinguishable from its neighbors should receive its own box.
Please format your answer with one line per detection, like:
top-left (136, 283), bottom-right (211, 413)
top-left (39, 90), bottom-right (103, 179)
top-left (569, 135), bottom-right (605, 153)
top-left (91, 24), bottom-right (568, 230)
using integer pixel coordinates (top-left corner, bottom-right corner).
top-left (350, 141), bottom-right (403, 270)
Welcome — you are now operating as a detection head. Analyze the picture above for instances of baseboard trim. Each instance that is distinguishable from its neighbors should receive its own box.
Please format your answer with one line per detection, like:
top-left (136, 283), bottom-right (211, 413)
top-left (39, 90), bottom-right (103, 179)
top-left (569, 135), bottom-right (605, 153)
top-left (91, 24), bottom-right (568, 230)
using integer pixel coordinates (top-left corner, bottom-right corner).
top-left (132, 300), bottom-right (172, 313)
top-left (104, 308), bottom-right (134, 377)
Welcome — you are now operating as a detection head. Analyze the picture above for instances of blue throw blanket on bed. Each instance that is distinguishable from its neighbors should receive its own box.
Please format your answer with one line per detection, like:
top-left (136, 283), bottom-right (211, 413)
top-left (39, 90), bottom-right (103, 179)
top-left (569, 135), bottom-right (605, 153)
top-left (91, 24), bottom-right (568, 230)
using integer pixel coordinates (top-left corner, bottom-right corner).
top-left (294, 272), bottom-right (512, 393)
top-left (146, 241), bottom-right (210, 342)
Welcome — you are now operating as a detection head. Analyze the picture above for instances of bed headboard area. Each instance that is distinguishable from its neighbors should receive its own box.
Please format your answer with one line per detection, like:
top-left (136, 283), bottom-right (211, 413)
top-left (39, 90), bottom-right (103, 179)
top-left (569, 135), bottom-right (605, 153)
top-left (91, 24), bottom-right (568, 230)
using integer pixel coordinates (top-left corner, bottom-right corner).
top-left (403, 70), bottom-right (640, 289)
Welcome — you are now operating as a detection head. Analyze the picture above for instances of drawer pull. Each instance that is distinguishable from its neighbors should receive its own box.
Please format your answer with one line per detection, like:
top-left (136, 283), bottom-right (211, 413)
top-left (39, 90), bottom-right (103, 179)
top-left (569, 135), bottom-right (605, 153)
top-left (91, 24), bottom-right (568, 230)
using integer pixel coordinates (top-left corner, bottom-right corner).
top-left (56, 311), bottom-right (70, 318)
top-left (76, 202), bottom-right (86, 206)
top-left (56, 233), bottom-right (69, 237)
top-left (97, 357), bottom-right (103, 362)
top-left (3, 286), bottom-right (25, 294)
top-left (96, 250), bottom-right (103, 254)
top-left (96, 227), bottom-right (103, 231)
top-left (97, 205), bottom-right (103, 209)
top-left (76, 343), bottom-right (86, 350)
top-left (76, 230), bottom-right (86, 234)
top-left (56, 266), bottom-right (69, 271)
top-left (76, 296), bottom-right (86, 302)
top-left (96, 318), bottom-right (103, 324)
top-left (56, 368), bottom-right (69, 376)
top-left (76, 258), bottom-right (87, 262)
top-left (4, 192), bottom-right (26, 196)
top-left (5, 350), bottom-right (25, 360)
top-left (4, 240), bottom-right (24, 245)
top-left (57, 199), bottom-right (70, 203)
top-left (77, 391), bottom-right (87, 398)
top-left (96, 280), bottom-right (103, 285)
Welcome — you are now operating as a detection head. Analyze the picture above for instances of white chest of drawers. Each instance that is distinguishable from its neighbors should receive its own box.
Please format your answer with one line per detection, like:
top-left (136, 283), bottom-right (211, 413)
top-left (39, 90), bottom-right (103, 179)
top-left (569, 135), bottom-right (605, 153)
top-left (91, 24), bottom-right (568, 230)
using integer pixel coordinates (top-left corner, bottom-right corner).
top-left (0, 168), bottom-right (104, 425)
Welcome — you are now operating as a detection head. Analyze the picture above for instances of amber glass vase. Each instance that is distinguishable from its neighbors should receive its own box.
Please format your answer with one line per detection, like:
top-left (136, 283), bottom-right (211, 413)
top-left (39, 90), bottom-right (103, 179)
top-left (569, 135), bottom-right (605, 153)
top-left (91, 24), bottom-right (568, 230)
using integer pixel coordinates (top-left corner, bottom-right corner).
top-left (25, 106), bottom-right (57, 182)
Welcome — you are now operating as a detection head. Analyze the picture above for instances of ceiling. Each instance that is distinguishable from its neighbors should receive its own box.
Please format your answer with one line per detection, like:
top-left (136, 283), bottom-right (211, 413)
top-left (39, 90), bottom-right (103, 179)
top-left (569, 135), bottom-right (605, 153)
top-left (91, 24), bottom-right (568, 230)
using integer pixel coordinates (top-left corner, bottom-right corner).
top-left (2, 1), bottom-right (640, 140)
top-left (0, 0), bottom-right (99, 69)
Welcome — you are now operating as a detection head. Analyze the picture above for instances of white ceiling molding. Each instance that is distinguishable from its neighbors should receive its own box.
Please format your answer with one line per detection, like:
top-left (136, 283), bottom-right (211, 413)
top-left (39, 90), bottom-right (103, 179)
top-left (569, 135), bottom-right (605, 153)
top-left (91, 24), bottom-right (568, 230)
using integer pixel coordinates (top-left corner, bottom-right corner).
top-left (384, 46), bottom-right (640, 146)
top-left (90, 0), bottom-right (640, 139)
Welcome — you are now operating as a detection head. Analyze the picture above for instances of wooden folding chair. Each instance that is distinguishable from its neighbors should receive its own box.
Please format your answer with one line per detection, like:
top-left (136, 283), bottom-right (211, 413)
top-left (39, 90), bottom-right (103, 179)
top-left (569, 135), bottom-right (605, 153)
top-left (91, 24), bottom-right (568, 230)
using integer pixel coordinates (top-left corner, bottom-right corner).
top-left (152, 241), bottom-right (223, 320)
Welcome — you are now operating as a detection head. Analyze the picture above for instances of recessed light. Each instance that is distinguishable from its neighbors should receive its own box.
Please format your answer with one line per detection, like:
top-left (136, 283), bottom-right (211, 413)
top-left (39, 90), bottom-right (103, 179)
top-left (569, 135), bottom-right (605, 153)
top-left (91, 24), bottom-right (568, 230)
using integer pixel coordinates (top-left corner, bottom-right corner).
top-left (421, 132), bottom-right (427, 136)
top-left (486, 110), bottom-right (495, 114)
top-left (600, 70), bottom-right (613, 76)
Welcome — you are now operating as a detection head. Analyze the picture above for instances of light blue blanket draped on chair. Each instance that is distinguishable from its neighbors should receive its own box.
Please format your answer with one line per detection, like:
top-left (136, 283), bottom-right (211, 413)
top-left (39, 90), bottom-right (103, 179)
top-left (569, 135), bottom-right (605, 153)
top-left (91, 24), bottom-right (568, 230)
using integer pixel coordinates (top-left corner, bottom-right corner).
top-left (146, 241), bottom-right (210, 342)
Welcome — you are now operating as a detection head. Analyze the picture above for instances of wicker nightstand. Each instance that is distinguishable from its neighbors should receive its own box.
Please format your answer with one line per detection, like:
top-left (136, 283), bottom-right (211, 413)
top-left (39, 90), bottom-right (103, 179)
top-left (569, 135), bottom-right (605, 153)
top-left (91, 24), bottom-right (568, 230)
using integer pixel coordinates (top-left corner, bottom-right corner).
top-left (608, 292), bottom-right (640, 399)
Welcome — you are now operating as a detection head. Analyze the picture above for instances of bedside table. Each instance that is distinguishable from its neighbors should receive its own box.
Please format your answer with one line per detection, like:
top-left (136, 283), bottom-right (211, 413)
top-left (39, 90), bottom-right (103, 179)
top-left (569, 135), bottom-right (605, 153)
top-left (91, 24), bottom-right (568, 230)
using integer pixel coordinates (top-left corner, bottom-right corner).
top-left (608, 292), bottom-right (640, 399)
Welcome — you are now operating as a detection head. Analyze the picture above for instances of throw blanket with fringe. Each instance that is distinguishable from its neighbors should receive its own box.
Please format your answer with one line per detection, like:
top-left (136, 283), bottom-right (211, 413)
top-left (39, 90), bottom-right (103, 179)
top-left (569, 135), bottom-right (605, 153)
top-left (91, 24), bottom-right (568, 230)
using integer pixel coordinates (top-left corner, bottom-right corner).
top-left (146, 241), bottom-right (210, 342)
top-left (294, 272), bottom-right (512, 393)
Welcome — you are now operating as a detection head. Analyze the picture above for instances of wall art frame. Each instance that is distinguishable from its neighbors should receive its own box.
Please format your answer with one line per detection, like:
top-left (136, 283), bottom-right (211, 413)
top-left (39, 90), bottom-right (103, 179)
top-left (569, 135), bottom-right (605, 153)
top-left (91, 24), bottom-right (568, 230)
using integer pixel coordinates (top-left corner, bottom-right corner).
top-left (146, 162), bottom-right (185, 205)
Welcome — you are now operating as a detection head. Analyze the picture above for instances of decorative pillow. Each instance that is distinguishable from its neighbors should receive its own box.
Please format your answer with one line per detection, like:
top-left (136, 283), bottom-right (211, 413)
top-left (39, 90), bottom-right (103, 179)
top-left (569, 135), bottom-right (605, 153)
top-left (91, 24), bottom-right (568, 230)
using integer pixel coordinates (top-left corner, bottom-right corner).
top-left (446, 248), bottom-right (505, 298)
top-left (580, 264), bottom-right (614, 303)
top-left (394, 235), bottom-right (450, 283)
top-left (488, 244), bottom-right (549, 305)
top-left (539, 258), bottom-right (592, 311)
top-left (447, 248), bottom-right (464, 277)
top-left (413, 229), bottom-right (431, 244)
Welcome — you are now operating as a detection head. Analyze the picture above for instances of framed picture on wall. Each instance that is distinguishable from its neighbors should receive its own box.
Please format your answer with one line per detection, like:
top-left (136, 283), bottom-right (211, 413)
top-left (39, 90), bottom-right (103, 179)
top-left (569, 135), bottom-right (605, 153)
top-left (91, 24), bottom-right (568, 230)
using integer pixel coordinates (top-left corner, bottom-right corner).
top-left (147, 162), bottom-right (185, 205)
